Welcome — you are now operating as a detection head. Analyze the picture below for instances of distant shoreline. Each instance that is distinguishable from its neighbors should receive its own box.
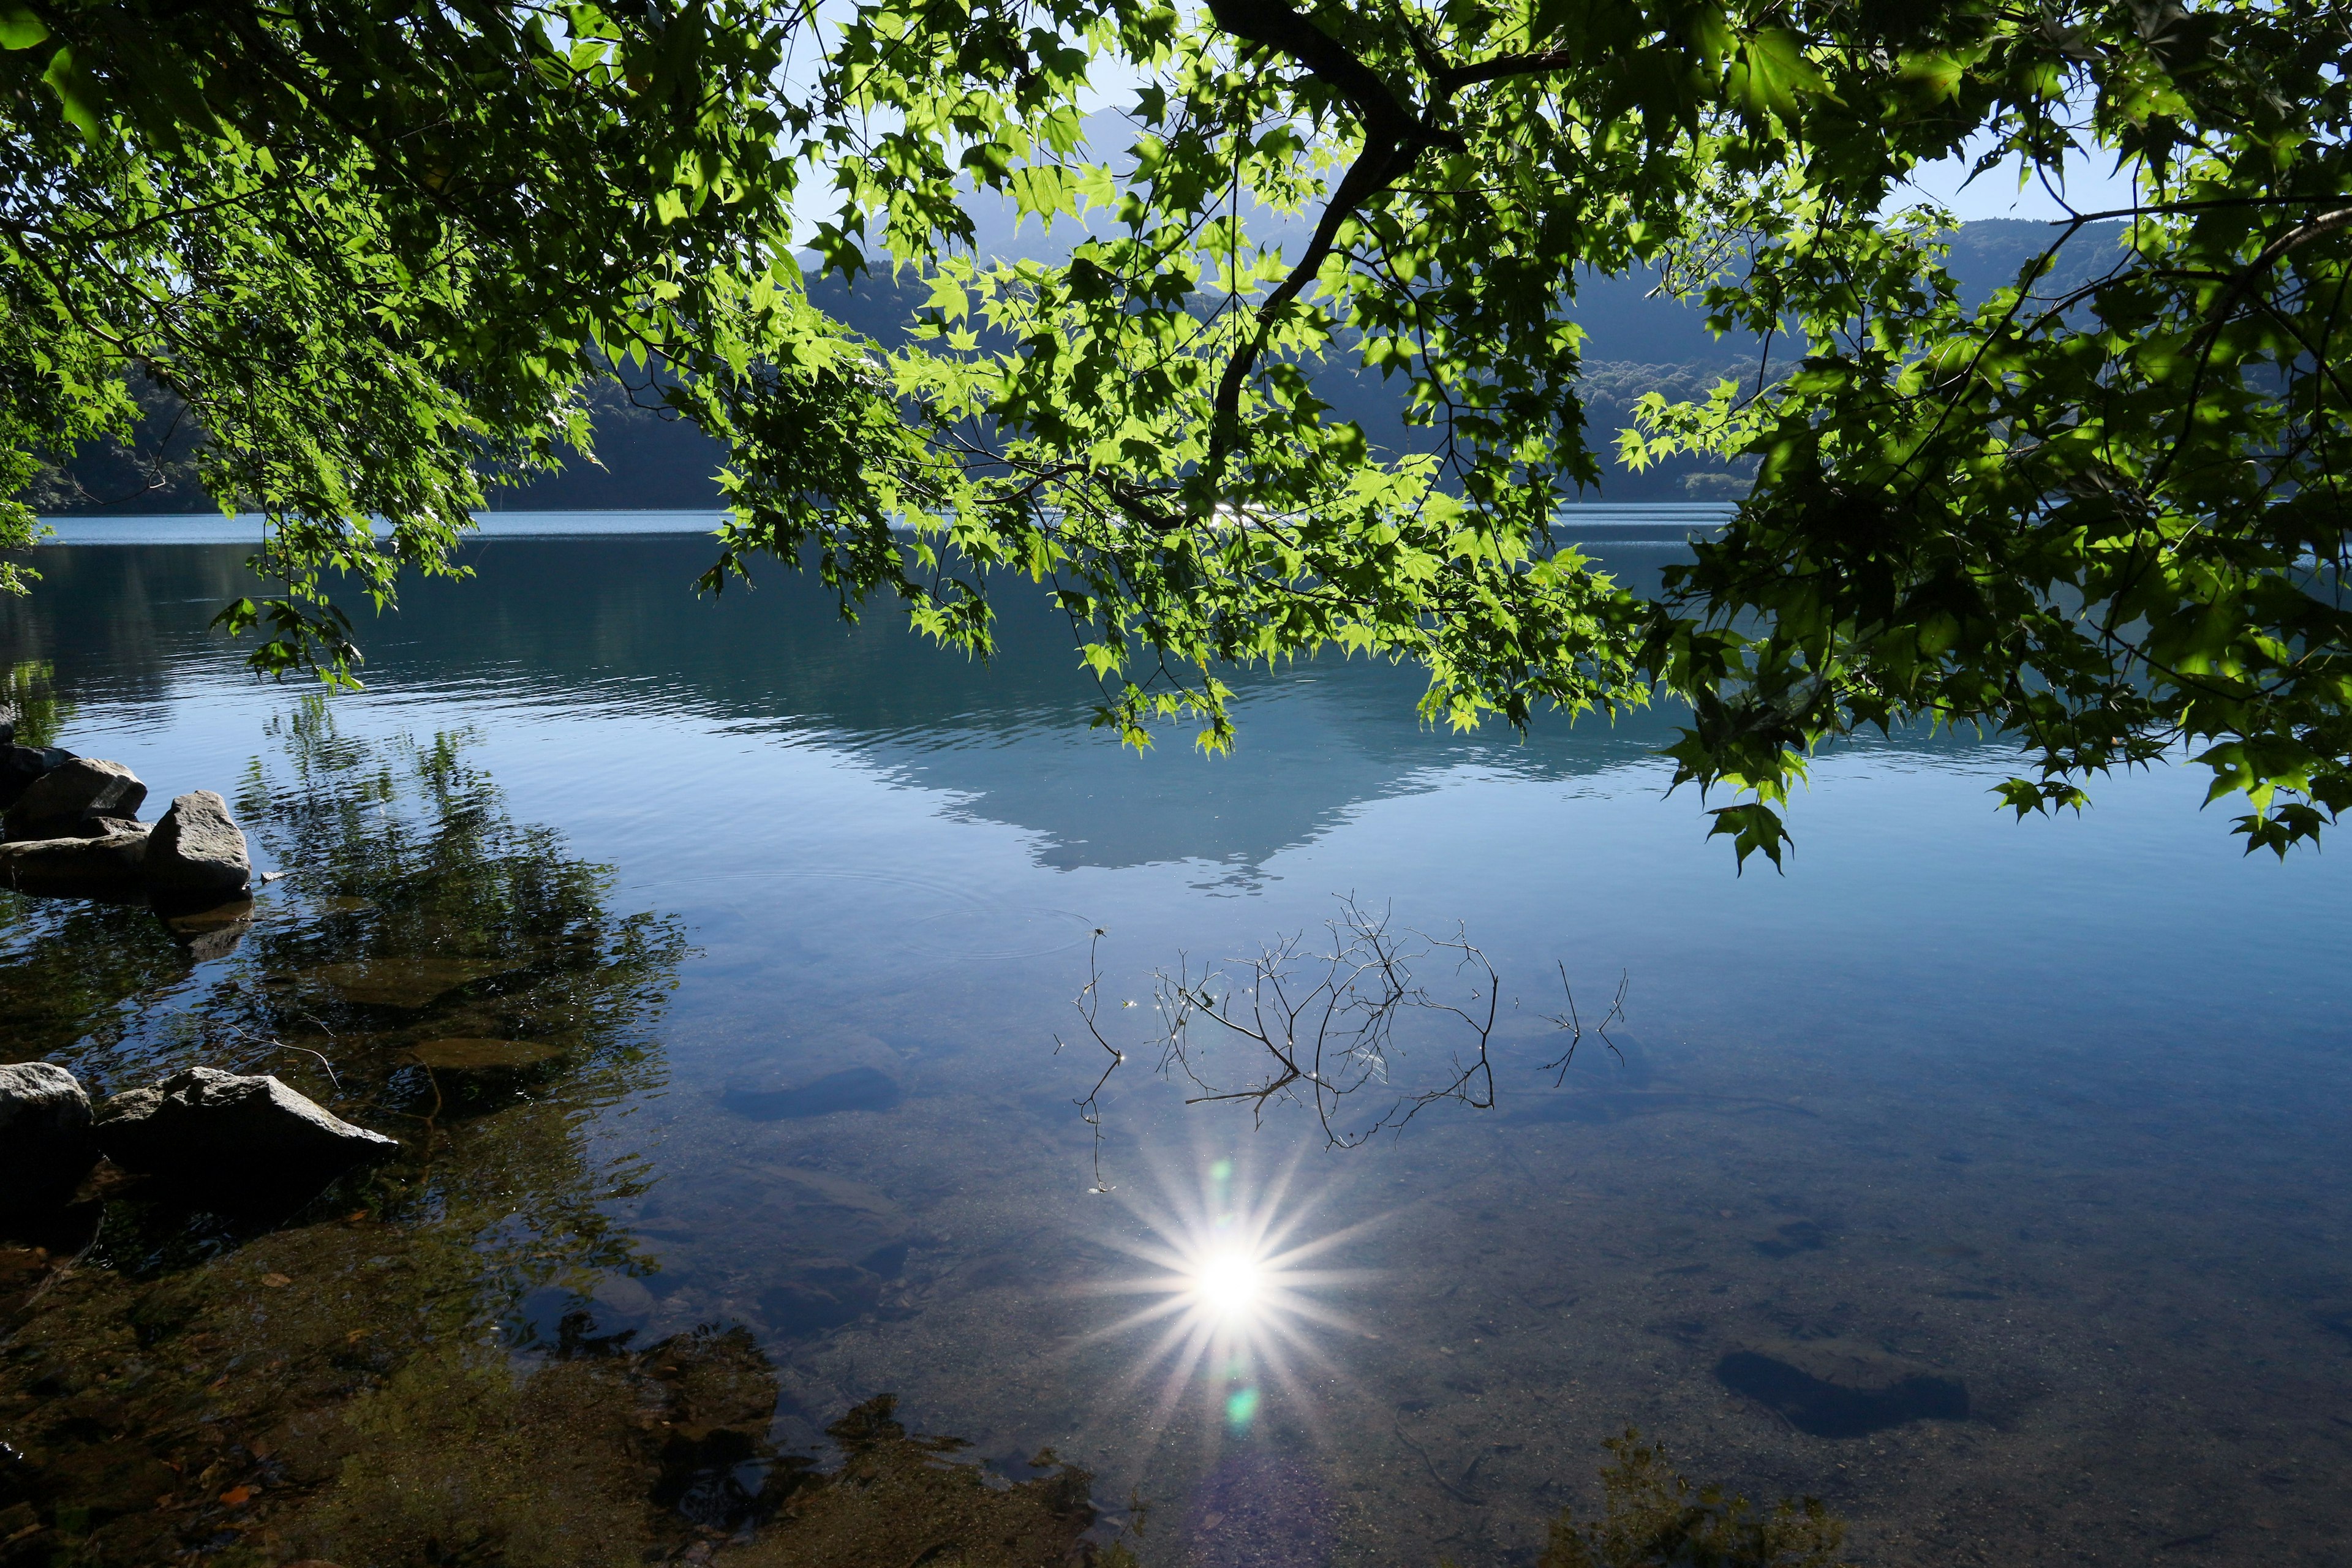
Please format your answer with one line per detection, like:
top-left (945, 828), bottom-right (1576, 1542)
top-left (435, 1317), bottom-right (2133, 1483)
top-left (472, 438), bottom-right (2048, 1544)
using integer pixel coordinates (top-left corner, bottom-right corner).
top-left (29, 503), bottom-right (1733, 548)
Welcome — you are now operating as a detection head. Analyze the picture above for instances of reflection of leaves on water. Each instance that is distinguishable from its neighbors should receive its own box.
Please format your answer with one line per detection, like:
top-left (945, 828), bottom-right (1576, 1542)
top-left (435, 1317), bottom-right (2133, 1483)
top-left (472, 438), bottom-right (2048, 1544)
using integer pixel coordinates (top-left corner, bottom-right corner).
top-left (0, 658), bottom-right (74, 747)
top-left (0, 892), bottom-right (185, 1065)
top-left (0, 709), bottom-right (748, 1567)
top-left (50, 706), bottom-right (695, 1302)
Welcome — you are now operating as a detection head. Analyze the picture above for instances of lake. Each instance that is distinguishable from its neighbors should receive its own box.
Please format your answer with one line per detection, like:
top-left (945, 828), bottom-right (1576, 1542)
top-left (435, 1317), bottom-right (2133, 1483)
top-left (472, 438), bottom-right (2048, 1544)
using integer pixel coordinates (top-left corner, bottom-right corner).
top-left (2, 519), bottom-right (2348, 1567)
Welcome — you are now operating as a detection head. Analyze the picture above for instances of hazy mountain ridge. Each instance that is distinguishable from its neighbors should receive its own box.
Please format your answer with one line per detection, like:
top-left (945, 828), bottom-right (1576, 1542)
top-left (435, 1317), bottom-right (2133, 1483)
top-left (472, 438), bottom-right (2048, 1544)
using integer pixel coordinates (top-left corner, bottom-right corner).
top-left (26, 218), bottom-right (2121, 513)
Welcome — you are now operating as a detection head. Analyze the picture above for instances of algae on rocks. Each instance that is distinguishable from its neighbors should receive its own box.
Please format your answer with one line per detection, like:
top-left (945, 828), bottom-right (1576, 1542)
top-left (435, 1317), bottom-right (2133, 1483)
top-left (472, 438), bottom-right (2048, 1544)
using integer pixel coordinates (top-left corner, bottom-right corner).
top-left (0, 715), bottom-right (694, 1567)
top-left (1534, 1431), bottom-right (1849, 1568)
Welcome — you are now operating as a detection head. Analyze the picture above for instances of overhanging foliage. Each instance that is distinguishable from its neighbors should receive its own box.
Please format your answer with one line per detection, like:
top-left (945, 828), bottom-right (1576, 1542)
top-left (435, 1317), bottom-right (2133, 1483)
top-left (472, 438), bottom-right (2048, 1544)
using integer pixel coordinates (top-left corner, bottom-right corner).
top-left (7, 1), bottom-right (2350, 862)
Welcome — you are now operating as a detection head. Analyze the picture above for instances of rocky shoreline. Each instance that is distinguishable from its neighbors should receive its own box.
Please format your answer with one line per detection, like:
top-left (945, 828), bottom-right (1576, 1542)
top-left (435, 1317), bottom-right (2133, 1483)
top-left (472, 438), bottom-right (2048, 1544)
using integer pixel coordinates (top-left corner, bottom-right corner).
top-left (0, 1060), bottom-right (400, 1215)
top-left (0, 732), bottom-right (254, 902)
top-left (0, 733), bottom-right (374, 1210)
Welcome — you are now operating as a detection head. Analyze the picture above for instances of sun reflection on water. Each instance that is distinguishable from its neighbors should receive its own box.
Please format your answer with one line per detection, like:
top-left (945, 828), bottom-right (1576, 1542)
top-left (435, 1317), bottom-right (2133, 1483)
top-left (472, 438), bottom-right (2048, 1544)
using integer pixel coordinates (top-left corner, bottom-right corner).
top-left (1084, 1152), bottom-right (1374, 1453)
top-left (1192, 1250), bottom-right (1264, 1316)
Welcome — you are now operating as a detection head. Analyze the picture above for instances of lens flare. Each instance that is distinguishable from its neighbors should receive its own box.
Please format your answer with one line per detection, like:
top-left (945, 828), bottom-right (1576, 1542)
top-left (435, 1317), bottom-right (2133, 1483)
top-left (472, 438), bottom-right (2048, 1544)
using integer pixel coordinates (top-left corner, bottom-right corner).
top-left (1078, 1148), bottom-right (1379, 1456)
top-left (1193, 1251), bottom-right (1262, 1316)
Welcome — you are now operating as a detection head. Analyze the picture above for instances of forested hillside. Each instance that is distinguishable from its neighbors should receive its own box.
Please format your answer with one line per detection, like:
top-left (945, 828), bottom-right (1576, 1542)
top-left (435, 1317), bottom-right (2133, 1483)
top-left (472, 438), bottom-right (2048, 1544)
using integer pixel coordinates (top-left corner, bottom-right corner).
top-left (23, 218), bottom-right (2122, 514)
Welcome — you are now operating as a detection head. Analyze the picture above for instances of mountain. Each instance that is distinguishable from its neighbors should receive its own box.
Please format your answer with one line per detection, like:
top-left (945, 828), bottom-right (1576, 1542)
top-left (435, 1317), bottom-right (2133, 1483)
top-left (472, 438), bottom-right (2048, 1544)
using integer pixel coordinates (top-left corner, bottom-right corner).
top-left (28, 206), bottom-right (2124, 513)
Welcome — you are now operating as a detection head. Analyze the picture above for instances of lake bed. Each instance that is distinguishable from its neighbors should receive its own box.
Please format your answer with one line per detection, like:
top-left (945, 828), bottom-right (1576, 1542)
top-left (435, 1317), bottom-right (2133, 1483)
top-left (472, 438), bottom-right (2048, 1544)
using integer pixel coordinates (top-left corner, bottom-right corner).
top-left (2, 529), bottom-right (2348, 1567)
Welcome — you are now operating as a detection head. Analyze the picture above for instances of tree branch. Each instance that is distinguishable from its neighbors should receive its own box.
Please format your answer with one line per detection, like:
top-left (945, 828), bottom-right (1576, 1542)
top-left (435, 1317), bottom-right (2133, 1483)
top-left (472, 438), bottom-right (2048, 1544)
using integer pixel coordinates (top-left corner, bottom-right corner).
top-left (1199, 0), bottom-right (1473, 477)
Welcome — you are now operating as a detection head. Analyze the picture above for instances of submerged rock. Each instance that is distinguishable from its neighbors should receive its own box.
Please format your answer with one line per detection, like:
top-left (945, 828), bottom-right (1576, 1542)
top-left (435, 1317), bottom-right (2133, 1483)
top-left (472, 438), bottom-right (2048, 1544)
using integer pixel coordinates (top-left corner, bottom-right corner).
top-left (758, 1262), bottom-right (885, 1337)
top-left (158, 895), bottom-right (255, 962)
top-left (721, 1066), bottom-right (902, 1121)
top-left (0, 1061), bottom-right (96, 1206)
top-left (93, 1066), bottom-right (398, 1188)
top-left (1714, 1338), bottom-right (1969, 1438)
top-left (143, 790), bottom-right (251, 894)
top-left (408, 1038), bottom-right (567, 1076)
top-left (0, 744), bottom-right (71, 811)
top-left (0, 822), bottom-right (151, 897)
top-left (4, 757), bottom-right (145, 841)
top-left (306, 956), bottom-right (516, 1008)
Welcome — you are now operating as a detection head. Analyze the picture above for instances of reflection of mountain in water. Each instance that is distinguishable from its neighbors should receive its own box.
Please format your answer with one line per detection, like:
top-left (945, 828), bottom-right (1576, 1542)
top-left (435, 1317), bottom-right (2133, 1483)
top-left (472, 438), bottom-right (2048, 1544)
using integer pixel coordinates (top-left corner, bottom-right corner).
top-left (0, 537), bottom-right (1980, 876)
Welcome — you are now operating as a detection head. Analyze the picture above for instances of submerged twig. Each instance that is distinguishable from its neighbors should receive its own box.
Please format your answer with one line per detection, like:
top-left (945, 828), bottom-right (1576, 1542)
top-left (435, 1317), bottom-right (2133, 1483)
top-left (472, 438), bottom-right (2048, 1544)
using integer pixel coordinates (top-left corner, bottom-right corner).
top-left (1059, 902), bottom-right (1635, 1163)
top-left (1054, 928), bottom-right (1126, 1192)
top-left (1540, 965), bottom-right (1628, 1084)
top-left (221, 1022), bottom-right (342, 1090)
top-left (1155, 895), bottom-right (1498, 1148)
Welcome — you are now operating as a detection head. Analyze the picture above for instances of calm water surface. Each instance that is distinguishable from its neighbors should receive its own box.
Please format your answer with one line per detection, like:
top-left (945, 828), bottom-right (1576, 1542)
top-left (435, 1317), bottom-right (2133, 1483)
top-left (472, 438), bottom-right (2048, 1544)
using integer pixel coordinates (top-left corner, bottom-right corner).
top-left (1, 526), bottom-right (2348, 1567)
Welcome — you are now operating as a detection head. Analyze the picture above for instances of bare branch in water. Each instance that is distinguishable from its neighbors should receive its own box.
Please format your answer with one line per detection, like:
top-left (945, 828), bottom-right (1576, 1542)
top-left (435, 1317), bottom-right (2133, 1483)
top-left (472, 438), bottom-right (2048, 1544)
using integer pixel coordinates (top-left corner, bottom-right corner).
top-left (1541, 965), bottom-right (1628, 1085)
top-left (1054, 927), bottom-right (1126, 1191)
top-left (220, 1021), bottom-right (344, 1091)
top-left (1061, 902), bottom-right (1634, 1163)
top-left (1152, 895), bottom-right (1498, 1148)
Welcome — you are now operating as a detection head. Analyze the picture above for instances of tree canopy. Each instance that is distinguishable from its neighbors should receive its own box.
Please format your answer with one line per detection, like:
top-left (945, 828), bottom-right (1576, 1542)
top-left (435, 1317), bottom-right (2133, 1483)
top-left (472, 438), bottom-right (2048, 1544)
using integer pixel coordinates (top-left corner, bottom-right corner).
top-left (8, 1), bottom-right (2352, 863)
top-left (0, 0), bottom-right (871, 669)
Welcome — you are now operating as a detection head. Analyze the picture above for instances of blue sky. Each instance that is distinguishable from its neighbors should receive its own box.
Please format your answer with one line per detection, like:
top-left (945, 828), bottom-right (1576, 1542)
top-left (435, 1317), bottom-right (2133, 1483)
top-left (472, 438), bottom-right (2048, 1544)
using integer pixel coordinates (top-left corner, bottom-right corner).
top-left (1904, 137), bottom-right (2141, 222)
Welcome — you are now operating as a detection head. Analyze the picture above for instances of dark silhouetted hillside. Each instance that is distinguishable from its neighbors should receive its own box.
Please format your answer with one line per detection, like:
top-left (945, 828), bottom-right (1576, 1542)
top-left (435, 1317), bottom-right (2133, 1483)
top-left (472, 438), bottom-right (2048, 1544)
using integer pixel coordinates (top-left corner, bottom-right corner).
top-left (26, 219), bottom-right (2125, 513)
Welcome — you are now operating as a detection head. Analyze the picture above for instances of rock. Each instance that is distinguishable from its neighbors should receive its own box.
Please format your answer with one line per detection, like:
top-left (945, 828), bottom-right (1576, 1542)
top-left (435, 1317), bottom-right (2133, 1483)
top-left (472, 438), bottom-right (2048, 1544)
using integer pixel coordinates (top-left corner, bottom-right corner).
top-left (93, 1066), bottom-right (398, 1188)
top-left (158, 895), bottom-right (254, 962)
top-left (304, 956), bottom-right (515, 1008)
top-left (0, 822), bottom-right (151, 897)
top-left (143, 791), bottom-right (250, 894)
top-left (408, 1038), bottom-right (567, 1076)
top-left (0, 1061), bottom-right (96, 1206)
top-left (0, 744), bottom-right (74, 812)
top-left (4, 757), bottom-right (145, 841)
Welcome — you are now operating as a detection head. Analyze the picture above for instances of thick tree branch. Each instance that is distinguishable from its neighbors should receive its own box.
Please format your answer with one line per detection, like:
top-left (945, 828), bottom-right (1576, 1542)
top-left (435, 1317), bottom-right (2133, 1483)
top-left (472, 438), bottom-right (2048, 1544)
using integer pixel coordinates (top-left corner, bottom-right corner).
top-left (1203, 0), bottom-right (1423, 143)
top-left (2152, 205), bottom-right (2352, 492)
top-left (1195, 15), bottom-right (1586, 479)
top-left (1431, 48), bottom-right (1578, 94)
top-left (1200, 0), bottom-right (1475, 477)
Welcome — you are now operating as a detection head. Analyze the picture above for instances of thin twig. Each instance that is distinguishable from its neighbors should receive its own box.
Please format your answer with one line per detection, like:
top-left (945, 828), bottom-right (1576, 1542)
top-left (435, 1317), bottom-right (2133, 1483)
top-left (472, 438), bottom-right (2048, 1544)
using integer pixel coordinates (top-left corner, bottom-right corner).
top-left (1540, 965), bottom-right (1627, 1084)
top-left (1055, 929), bottom-right (1127, 1192)
top-left (1154, 895), bottom-right (1499, 1147)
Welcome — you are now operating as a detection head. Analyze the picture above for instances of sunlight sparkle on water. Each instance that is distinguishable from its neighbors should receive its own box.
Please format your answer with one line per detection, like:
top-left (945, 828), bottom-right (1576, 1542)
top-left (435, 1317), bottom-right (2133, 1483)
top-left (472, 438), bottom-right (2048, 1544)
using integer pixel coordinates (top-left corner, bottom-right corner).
top-left (1193, 1251), bottom-right (1263, 1316)
top-left (1082, 1151), bottom-right (1378, 1448)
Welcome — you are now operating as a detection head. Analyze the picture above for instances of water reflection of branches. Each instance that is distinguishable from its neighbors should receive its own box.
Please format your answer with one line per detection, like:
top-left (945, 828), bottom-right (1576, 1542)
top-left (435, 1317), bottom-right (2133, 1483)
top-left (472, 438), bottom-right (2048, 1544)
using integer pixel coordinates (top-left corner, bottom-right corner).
top-left (1541, 963), bottom-right (1629, 1085)
top-left (1066, 903), bottom-right (1638, 1178)
top-left (1159, 899), bottom-right (1500, 1148)
top-left (1057, 928), bottom-right (1128, 1191)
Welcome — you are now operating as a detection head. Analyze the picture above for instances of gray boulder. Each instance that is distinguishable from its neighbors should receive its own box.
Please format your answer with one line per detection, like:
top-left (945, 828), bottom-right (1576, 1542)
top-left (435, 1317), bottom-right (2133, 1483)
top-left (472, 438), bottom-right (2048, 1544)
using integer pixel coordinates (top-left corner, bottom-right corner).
top-left (5, 757), bottom-right (145, 840)
top-left (0, 744), bottom-right (72, 812)
top-left (94, 1066), bottom-right (398, 1188)
top-left (143, 791), bottom-right (251, 894)
top-left (0, 822), bottom-right (149, 896)
top-left (0, 1061), bottom-right (96, 1206)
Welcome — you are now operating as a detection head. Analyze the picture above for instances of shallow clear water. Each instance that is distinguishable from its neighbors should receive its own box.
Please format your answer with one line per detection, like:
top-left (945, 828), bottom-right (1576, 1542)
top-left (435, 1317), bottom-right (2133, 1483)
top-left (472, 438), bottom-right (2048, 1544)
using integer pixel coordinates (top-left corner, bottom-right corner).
top-left (2, 527), bottom-right (2348, 1567)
